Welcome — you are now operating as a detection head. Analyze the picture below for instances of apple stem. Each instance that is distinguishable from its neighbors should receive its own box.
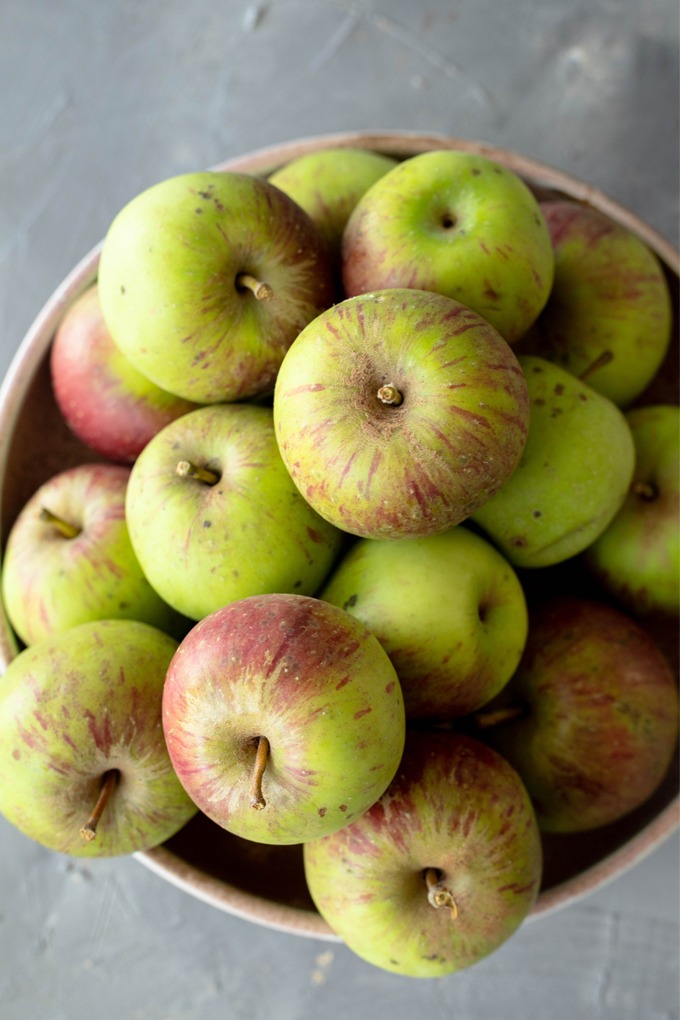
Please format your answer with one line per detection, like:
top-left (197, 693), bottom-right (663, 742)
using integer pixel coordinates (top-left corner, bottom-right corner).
top-left (80, 770), bottom-right (119, 843)
top-left (39, 507), bottom-right (81, 539)
top-left (579, 349), bottom-right (614, 381)
top-left (632, 480), bottom-right (658, 501)
top-left (175, 460), bottom-right (220, 485)
top-left (376, 383), bottom-right (403, 406)
top-left (424, 868), bottom-right (458, 919)
top-left (236, 272), bottom-right (274, 301)
top-left (249, 735), bottom-right (270, 810)
top-left (473, 704), bottom-right (527, 729)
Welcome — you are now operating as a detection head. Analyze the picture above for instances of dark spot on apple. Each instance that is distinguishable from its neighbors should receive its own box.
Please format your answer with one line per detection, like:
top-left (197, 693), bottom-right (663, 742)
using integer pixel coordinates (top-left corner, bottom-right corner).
top-left (440, 211), bottom-right (456, 229)
top-left (534, 213), bottom-right (542, 226)
top-left (472, 168), bottom-right (481, 176)
top-left (343, 594), bottom-right (358, 610)
top-left (478, 602), bottom-right (490, 623)
top-left (195, 207), bottom-right (203, 214)
top-left (354, 706), bottom-right (372, 720)
top-left (232, 569), bottom-right (240, 577)
top-left (532, 365), bottom-right (543, 372)
top-left (198, 190), bottom-right (211, 199)
top-left (12, 749), bottom-right (20, 760)
top-left (293, 579), bottom-right (302, 588)
top-left (385, 680), bottom-right (395, 694)
top-left (120, 285), bottom-right (126, 295)
top-left (511, 536), bottom-right (528, 547)
top-left (318, 807), bottom-right (327, 817)
top-left (579, 393), bottom-right (588, 401)
top-left (551, 407), bottom-right (563, 417)
top-left (533, 510), bottom-right (542, 518)
top-left (118, 601), bottom-right (130, 610)
top-left (533, 397), bottom-right (546, 406)
top-left (493, 166), bottom-right (502, 174)
top-left (202, 520), bottom-right (212, 528)
top-left (554, 383), bottom-right (564, 395)
top-left (339, 804), bottom-right (348, 812)
top-left (336, 675), bottom-right (351, 690)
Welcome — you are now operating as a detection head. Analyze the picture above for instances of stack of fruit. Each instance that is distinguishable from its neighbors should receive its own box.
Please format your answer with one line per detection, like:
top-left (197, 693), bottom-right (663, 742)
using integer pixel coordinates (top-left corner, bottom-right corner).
top-left (0, 142), bottom-right (678, 979)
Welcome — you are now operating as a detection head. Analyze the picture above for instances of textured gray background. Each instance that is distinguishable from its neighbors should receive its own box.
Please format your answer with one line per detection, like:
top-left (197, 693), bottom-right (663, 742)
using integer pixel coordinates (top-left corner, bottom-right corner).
top-left (1, 1), bottom-right (679, 1017)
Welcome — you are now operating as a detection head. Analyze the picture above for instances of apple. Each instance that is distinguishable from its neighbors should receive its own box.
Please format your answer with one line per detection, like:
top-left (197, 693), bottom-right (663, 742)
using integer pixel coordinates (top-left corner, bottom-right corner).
top-left (268, 147), bottom-right (398, 261)
top-left (273, 288), bottom-right (530, 540)
top-left (473, 597), bottom-right (680, 832)
top-left (50, 283), bottom-right (200, 463)
top-left (124, 403), bottom-right (343, 621)
top-left (319, 525), bottom-right (528, 719)
top-left (1, 462), bottom-right (176, 645)
top-left (161, 593), bottom-right (406, 844)
top-left (0, 619), bottom-right (197, 856)
top-left (584, 404), bottom-right (680, 616)
top-left (341, 149), bottom-right (554, 345)
top-left (530, 200), bottom-right (673, 407)
top-left (471, 355), bottom-right (636, 568)
top-left (303, 730), bottom-right (542, 978)
top-left (97, 170), bottom-right (335, 404)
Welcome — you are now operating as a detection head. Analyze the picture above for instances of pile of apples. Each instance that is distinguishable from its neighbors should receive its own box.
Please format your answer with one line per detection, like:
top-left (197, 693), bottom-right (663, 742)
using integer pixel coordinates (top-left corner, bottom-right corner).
top-left (0, 144), bottom-right (678, 979)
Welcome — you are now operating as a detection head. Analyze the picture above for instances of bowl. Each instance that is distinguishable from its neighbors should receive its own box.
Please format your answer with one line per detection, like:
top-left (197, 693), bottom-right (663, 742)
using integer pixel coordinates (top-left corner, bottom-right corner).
top-left (0, 131), bottom-right (678, 939)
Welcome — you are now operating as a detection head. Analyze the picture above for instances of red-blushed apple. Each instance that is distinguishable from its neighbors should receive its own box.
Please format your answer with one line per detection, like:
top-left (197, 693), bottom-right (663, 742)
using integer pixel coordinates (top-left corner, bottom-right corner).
top-left (1, 462), bottom-right (176, 645)
top-left (0, 619), bottom-right (197, 856)
top-left (471, 356), bottom-right (635, 567)
top-left (319, 525), bottom-right (528, 719)
top-left (303, 730), bottom-right (542, 978)
top-left (530, 200), bottom-right (673, 407)
top-left (97, 170), bottom-right (335, 404)
top-left (342, 149), bottom-right (554, 345)
top-left (50, 283), bottom-right (200, 463)
top-left (584, 404), bottom-right (680, 616)
top-left (273, 289), bottom-right (530, 540)
top-left (268, 147), bottom-right (398, 262)
top-left (124, 403), bottom-right (343, 621)
top-left (473, 597), bottom-right (680, 832)
top-left (161, 593), bottom-right (406, 845)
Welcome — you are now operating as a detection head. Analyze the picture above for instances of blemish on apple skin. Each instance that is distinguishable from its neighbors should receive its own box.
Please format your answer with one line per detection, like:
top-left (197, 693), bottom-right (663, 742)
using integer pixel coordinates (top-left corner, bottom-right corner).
top-left (385, 680), bottom-right (396, 694)
top-left (318, 807), bottom-right (327, 817)
top-left (533, 510), bottom-right (542, 518)
top-left (343, 594), bottom-right (358, 610)
top-left (510, 536), bottom-right (528, 548)
top-left (554, 383), bottom-right (565, 395)
top-left (339, 804), bottom-right (348, 812)
top-left (203, 520), bottom-right (212, 528)
top-left (12, 749), bottom-right (20, 760)
top-left (354, 707), bottom-right (372, 720)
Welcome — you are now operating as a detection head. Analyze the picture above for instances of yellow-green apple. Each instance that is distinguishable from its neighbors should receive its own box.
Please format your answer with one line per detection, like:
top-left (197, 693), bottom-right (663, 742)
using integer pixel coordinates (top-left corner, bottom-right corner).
top-left (471, 355), bottom-right (635, 568)
top-left (97, 170), bottom-right (335, 404)
top-left (530, 200), bottom-right (672, 406)
top-left (341, 150), bottom-right (554, 344)
top-left (125, 403), bottom-right (343, 621)
top-left (1, 463), bottom-right (176, 645)
top-left (273, 289), bottom-right (530, 540)
top-left (268, 147), bottom-right (398, 261)
top-left (473, 597), bottom-right (679, 832)
top-left (161, 593), bottom-right (406, 844)
top-left (303, 730), bottom-right (542, 978)
top-left (584, 404), bottom-right (680, 616)
top-left (0, 619), bottom-right (197, 856)
top-left (319, 525), bottom-right (528, 719)
top-left (50, 284), bottom-right (199, 463)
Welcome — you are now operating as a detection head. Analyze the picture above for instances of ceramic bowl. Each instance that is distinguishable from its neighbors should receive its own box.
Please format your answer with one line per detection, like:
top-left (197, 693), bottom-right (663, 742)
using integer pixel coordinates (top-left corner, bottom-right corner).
top-left (0, 132), bottom-right (678, 939)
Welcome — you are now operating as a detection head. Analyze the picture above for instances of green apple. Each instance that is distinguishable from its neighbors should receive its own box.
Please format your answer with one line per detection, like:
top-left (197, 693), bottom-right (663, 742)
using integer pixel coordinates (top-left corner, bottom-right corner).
top-left (50, 283), bottom-right (200, 463)
top-left (268, 147), bottom-right (398, 260)
top-left (162, 593), bottom-right (406, 844)
top-left (273, 289), bottom-right (530, 540)
top-left (0, 619), bottom-right (197, 856)
top-left (303, 730), bottom-right (542, 978)
top-left (531, 200), bottom-right (673, 406)
top-left (584, 404), bottom-right (680, 615)
top-left (474, 597), bottom-right (679, 832)
top-left (125, 403), bottom-right (343, 621)
top-left (97, 170), bottom-right (335, 404)
top-left (471, 355), bottom-right (636, 568)
top-left (342, 150), bottom-right (554, 344)
top-left (1, 463), bottom-right (176, 645)
top-left (319, 525), bottom-right (528, 719)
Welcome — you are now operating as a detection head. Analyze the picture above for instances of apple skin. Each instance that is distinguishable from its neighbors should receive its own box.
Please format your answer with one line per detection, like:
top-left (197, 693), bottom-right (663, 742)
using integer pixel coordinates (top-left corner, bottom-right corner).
top-left (303, 730), bottom-right (542, 978)
top-left (268, 147), bottom-right (398, 261)
top-left (584, 404), bottom-right (680, 616)
top-left (530, 200), bottom-right (673, 407)
top-left (471, 355), bottom-right (636, 568)
top-left (0, 619), bottom-right (197, 857)
top-left (475, 597), bottom-right (680, 833)
top-left (319, 525), bottom-right (528, 720)
top-left (50, 283), bottom-right (200, 463)
top-left (125, 403), bottom-right (343, 621)
top-left (1, 462), bottom-right (177, 645)
top-left (161, 593), bottom-right (406, 845)
top-left (97, 170), bottom-right (335, 404)
top-left (341, 150), bottom-right (554, 345)
top-left (273, 289), bottom-right (530, 540)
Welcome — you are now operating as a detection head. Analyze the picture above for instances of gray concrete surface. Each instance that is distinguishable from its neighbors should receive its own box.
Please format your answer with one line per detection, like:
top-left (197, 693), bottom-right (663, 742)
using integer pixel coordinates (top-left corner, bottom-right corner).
top-left (1, 1), bottom-right (678, 1017)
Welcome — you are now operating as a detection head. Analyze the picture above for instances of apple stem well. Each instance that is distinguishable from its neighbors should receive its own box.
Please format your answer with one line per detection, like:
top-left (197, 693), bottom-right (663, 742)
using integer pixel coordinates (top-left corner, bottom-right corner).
top-left (579, 349), bottom-right (614, 382)
top-left (175, 460), bottom-right (220, 486)
top-left (235, 272), bottom-right (274, 302)
top-left (249, 735), bottom-right (270, 810)
top-left (80, 769), bottom-right (119, 842)
top-left (39, 506), bottom-right (81, 539)
top-left (424, 868), bottom-right (458, 919)
top-left (376, 383), bottom-right (403, 407)
top-left (632, 480), bottom-right (658, 501)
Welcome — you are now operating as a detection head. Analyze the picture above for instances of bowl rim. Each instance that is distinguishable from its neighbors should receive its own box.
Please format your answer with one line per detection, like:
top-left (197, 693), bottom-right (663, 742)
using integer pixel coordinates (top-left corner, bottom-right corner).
top-left (0, 129), bottom-right (678, 940)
